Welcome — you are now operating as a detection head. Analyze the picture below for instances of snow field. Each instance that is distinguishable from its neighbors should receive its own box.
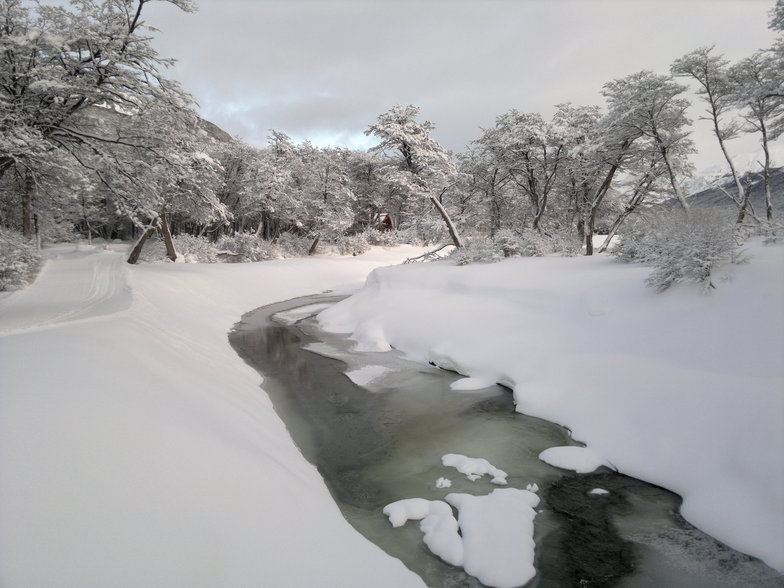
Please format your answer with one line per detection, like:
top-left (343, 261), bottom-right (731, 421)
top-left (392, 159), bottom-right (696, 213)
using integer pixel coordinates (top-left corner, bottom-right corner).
top-left (0, 244), bottom-right (429, 588)
top-left (320, 239), bottom-right (784, 572)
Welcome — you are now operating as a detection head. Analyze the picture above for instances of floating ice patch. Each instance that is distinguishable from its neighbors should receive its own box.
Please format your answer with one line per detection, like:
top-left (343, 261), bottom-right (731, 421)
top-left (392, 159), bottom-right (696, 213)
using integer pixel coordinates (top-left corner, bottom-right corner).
top-left (538, 446), bottom-right (606, 474)
top-left (436, 477), bottom-right (452, 489)
top-left (450, 376), bottom-right (497, 391)
top-left (271, 303), bottom-right (332, 325)
top-left (526, 483), bottom-right (539, 493)
top-left (589, 488), bottom-right (610, 496)
top-left (383, 498), bottom-right (432, 528)
top-left (344, 365), bottom-right (392, 386)
top-left (446, 488), bottom-right (539, 588)
top-left (382, 498), bottom-right (463, 567)
top-left (442, 454), bottom-right (508, 485)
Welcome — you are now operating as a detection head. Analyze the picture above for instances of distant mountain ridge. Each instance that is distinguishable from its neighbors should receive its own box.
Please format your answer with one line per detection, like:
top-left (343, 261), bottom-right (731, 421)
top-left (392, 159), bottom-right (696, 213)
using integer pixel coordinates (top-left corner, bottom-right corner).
top-left (686, 166), bottom-right (784, 216)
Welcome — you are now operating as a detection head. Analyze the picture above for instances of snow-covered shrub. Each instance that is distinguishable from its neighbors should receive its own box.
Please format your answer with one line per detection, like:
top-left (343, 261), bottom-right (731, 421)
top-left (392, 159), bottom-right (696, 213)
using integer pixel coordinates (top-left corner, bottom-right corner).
top-left (398, 215), bottom-right (446, 246)
top-left (452, 228), bottom-right (579, 265)
top-left (275, 232), bottom-right (311, 257)
top-left (216, 232), bottom-right (282, 262)
top-left (612, 209), bottom-right (743, 292)
top-left (364, 227), bottom-right (400, 247)
top-left (0, 227), bottom-right (42, 291)
top-left (735, 220), bottom-right (784, 245)
top-left (172, 234), bottom-right (219, 263)
top-left (452, 235), bottom-right (504, 265)
top-left (40, 220), bottom-right (79, 244)
top-left (330, 233), bottom-right (371, 256)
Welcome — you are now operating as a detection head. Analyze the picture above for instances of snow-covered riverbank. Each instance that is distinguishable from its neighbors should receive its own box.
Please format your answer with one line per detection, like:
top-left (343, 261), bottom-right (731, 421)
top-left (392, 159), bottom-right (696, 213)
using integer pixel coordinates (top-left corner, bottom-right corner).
top-left (319, 238), bottom-right (784, 573)
top-left (0, 243), bottom-right (428, 588)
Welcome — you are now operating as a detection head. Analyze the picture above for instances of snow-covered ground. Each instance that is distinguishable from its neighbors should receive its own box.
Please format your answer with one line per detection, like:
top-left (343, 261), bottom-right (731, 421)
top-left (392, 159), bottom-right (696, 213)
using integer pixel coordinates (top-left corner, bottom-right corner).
top-left (319, 239), bottom-right (784, 573)
top-left (0, 242), bottom-right (429, 588)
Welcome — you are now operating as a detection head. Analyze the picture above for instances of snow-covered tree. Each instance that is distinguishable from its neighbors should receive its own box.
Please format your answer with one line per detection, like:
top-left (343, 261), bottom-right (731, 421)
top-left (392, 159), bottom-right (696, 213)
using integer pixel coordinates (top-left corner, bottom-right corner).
top-left (365, 105), bottom-right (463, 247)
top-left (0, 0), bottom-right (196, 239)
top-left (729, 51), bottom-right (783, 220)
top-left (480, 110), bottom-right (567, 231)
top-left (672, 47), bottom-right (751, 223)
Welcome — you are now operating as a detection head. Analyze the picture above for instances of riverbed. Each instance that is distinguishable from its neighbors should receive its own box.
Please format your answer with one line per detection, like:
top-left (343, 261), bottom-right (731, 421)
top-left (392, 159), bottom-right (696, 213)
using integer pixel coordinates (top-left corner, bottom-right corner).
top-left (229, 295), bottom-right (784, 588)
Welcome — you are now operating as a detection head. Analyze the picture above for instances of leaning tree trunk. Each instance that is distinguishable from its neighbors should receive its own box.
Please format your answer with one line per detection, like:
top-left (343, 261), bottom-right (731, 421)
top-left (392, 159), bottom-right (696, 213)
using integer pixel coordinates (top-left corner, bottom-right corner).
top-left (430, 195), bottom-right (463, 248)
top-left (127, 218), bottom-right (159, 264)
top-left (158, 214), bottom-right (177, 262)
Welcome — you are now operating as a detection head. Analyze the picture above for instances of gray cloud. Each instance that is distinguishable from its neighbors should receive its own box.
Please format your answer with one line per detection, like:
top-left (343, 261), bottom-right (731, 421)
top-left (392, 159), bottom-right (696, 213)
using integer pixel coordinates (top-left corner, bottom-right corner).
top-left (147, 0), bottom-right (778, 171)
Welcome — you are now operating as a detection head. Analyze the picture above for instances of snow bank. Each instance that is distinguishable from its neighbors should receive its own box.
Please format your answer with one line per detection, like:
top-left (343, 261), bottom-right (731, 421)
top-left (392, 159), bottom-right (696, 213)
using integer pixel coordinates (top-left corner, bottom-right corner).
top-left (538, 445), bottom-right (606, 473)
top-left (0, 244), bottom-right (428, 588)
top-left (319, 239), bottom-right (784, 572)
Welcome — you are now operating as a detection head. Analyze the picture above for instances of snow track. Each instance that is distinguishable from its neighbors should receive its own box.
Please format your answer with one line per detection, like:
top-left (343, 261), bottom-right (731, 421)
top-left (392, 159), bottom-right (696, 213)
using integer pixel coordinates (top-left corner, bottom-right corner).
top-left (0, 244), bottom-right (131, 333)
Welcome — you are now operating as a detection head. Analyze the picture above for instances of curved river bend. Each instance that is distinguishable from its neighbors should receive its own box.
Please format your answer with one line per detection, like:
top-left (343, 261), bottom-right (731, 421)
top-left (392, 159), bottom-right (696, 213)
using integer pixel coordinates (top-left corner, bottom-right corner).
top-left (229, 295), bottom-right (784, 588)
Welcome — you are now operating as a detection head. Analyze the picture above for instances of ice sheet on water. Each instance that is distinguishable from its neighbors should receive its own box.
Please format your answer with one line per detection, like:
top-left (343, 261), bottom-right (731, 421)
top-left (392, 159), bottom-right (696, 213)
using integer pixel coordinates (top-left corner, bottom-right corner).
top-left (271, 303), bottom-right (333, 325)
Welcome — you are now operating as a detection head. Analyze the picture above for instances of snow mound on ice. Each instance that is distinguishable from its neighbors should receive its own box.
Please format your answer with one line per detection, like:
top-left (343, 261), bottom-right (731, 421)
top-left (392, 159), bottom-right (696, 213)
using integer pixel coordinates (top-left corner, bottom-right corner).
top-left (446, 488), bottom-right (540, 588)
top-left (442, 453), bottom-right (508, 485)
top-left (382, 498), bottom-right (463, 567)
top-left (436, 477), bottom-right (452, 489)
top-left (538, 446), bottom-right (606, 473)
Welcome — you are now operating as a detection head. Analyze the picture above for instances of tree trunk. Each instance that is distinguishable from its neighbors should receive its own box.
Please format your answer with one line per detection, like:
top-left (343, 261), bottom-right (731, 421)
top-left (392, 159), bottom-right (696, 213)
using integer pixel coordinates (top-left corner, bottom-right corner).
top-left (80, 194), bottom-right (93, 245)
top-left (583, 159), bottom-right (622, 256)
top-left (127, 221), bottom-right (158, 264)
top-left (597, 178), bottom-right (651, 254)
top-left (430, 195), bottom-right (463, 248)
top-left (21, 170), bottom-right (35, 238)
top-left (761, 123), bottom-right (773, 221)
top-left (308, 235), bottom-right (320, 256)
top-left (660, 144), bottom-right (690, 212)
top-left (711, 113), bottom-right (748, 224)
top-left (158, 214), bottom-right (177, 262)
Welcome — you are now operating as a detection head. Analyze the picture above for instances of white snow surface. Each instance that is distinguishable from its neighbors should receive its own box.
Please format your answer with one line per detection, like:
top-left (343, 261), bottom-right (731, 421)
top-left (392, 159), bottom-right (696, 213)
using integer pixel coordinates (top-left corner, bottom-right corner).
top-left (442, 453), bottom-right (508, 485)
top-left (318, 239), bottom-right (784, 572)
top-left (382, 498), bottom-right (463, 567)
top-left (446, 488), bottom-right (540, 588)
top-left (436, 477), bottom-right (452, 489)
top-left (538, 445), bottom-right (607, 474)
top-left (0, 243), bottom-right (429, 588)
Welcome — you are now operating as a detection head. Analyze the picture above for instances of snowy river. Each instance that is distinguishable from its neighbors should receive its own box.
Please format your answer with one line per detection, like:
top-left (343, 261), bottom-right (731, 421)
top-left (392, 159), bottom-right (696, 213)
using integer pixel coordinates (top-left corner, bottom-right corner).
top-left (229, 296), bottom-right (784, 588)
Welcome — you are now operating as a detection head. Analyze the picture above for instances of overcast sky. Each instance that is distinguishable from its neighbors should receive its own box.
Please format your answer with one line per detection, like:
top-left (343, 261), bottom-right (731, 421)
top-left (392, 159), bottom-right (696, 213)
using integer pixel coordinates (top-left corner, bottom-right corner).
top-left (146, 0), bottom-right (778, 173)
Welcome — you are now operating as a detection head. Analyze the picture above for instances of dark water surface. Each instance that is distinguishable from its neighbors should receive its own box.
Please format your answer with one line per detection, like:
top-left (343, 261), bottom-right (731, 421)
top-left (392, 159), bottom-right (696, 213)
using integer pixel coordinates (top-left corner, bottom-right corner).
top-left (229, 295), bottom-right (784, 588)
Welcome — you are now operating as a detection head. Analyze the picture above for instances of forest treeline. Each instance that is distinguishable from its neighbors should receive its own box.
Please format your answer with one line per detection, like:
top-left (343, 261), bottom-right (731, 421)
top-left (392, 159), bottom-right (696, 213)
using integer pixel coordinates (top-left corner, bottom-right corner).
top-left (0, 0), bottom-right (782, 279)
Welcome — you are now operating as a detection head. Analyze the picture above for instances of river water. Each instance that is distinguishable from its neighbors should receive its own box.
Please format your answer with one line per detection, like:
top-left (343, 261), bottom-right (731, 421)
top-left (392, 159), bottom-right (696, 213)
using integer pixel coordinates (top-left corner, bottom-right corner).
top-left (229, 295), bottom-right (784, 588)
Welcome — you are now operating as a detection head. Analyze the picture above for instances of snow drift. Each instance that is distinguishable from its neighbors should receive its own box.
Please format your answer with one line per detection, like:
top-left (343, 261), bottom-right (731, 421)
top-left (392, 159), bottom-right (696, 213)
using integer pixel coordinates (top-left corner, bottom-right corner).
top-left (319, 239), bottom-right (784, 572)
